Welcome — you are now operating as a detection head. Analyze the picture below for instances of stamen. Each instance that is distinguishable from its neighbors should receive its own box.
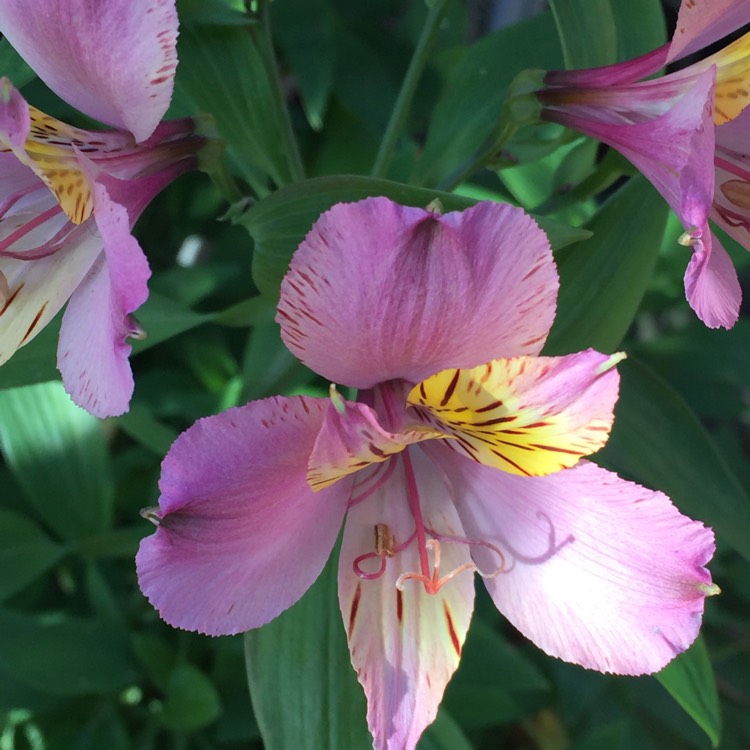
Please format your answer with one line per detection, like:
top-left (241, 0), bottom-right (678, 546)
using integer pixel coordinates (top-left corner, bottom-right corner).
top-left (329, 383), bottom-right (346, 415)
top-left (395, 539), bottom-right (479, 595)
top-left (353, 523), bottom-right (417, 581)
top-left (348, 457), bottom-right (398, 507)
top-left (139, 507), bottom-right (162, 526)
top-left (425, 526), bottom-right (507, 579)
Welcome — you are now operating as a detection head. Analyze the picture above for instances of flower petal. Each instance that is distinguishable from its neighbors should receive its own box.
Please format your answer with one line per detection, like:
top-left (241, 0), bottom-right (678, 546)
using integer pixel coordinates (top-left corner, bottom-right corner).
top-left (308, 386), bottom-right (443, 491)
top-left (137, 396), bottom-right (352, 635)
top-left (683, 229), bottom-right (741, 329)
top-left (277, 198), bottom-right (558, 388)
top-left (338, 448), bottom-right (474, 750)
top-left (668, 0), bottom-right (750, 63)
top-left (0, 0), bottom-right (178, 141)
top-left (435, 449), bottom-right (716, 675)
top-left (57, 178), bottom-right (150, 417)
top-left (407, 350), bottom-right (622, 477)
top-left (0, 169), bottom-right (100, 365)
top-left (0, 77), bottom-right (30, 149)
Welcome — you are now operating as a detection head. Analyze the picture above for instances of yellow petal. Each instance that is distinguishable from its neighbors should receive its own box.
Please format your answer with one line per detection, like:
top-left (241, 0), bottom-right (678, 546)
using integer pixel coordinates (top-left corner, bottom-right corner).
top-left (704, 31), bottom-right (750, 125)
top-left (406, 352), bottom-right (623, 477)
top-left (25, 108), bottom-right (94, 224)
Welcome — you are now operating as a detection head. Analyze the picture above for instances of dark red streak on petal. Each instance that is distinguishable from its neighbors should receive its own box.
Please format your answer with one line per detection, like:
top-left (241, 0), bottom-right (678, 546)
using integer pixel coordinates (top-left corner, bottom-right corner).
top-left (19, 302), bottom-right (48, 345)
top-left (396, 588), bottom-right (403, 623)
top-left (440, 369), bottom-right (461, 406)
top-left (443, 601), bottom-right (461, 657)
top-left (0, 283), bottom-right (23, 316)
top-left (348, 582), bottom-right (362, 639)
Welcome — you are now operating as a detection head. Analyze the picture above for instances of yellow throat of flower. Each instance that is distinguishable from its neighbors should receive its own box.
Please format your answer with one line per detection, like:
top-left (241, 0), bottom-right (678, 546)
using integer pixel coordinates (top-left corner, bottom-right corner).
top-left (707, 31), bottom-right (750, 125)
top-left (21, 107), bottom-right (95, 224)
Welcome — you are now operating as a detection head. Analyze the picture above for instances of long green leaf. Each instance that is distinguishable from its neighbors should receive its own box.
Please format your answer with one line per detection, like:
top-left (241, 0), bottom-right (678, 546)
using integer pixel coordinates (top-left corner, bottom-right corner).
top-left (544, 175), bottom-right (669, 355)
top-left (656, 636), bottom-right (721, 747)
top-left (0, 510), bottom-right (66, 601)
top-left (549, 0), bottom-right (665, 69)
top-left (240, 174), bottom-right (590, 298)
top-left (0, 381), bottom-right (114, 541)
top-left (597, 358), bottom-right (750, 562)
top-left (244, 552), bottom-right (371, 750)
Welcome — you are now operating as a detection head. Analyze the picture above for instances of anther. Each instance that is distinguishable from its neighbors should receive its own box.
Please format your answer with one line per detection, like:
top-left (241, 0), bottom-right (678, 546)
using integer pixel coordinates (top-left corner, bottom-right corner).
top-left (126, 314), bottom-right (147, 341)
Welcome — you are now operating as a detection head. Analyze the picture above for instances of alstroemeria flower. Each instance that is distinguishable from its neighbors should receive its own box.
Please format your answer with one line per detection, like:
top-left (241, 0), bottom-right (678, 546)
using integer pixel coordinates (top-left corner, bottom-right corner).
top-left (0, 0), bottom-right (205, 416)
top-left (537, 0), bottom-right (750, 329)
top-left (137, 198), bottom-right (716, 750)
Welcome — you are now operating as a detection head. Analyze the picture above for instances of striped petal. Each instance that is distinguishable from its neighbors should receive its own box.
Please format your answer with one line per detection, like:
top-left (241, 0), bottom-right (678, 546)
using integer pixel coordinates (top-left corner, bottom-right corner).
top-left (137, 396), bottom-right (352, 635)
top-left (668, 0), bottom-right (750, 64)
top-left (435, 449), bottom-right (717, 675)
top-left (338, 447), bottom-right (474, 750)
top-left (0, 0), bottom-right (178, 141)
top-left (277, 198), bottom-right (558, 389)
top-left (406, 350), bottom-right (622, 477)
top-left (307, 386), bottom-right (442, 491)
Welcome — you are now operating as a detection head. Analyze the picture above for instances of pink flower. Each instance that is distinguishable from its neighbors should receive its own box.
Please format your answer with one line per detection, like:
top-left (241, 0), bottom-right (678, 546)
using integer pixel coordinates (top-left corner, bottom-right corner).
top-left (538, 0), bottom-right (750, 329)
top-left (0, 0), bottom-right (205, 416)
top-left (137, 198), bottom-right (716, 750)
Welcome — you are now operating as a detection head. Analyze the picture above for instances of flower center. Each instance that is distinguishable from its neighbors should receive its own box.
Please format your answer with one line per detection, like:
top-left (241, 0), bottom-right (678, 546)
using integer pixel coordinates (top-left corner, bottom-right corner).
top-left (714, 154), bottom-right (750, 233)
top-left (351, 451), bottom-right (506, 595)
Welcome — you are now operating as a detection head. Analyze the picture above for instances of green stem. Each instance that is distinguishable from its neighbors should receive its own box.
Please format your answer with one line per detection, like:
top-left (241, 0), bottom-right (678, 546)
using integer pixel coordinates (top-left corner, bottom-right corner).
top-left (249, 0), bottom-right (305, 185)
top-left (371, 0), bottom-right (452, 179)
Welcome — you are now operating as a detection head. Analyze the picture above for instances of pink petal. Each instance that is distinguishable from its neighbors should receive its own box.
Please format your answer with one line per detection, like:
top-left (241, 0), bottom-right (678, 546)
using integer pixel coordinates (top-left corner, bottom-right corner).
top-left (137, 396), bottom-right (352, 635)
top-left (668, 0), bottom-right (750, 63)
top-left (0, 78), bottom-right (30, 149)
top-left (407, 350), bottom-right (623, 476)
top-left (338, 448), bottom-right (474, 750)
top-left (544, 68), bottom-right (716, 228)
top-left (308, 385), bottom-right (442, 490)
top-left (57, 178), bottom-right (150, 417)
top-left (544, 46), bottom-right (668, 88)
top-left (0, 0), bottom-right (178, 141)
top-left (0, 182), bottom-right (101, 365)
top-left (684, 229), bottom-right (741, 329)
top-left (277, 198), bottom-right (558, 389)
top-left (435, 449), bottom-right (716, 675)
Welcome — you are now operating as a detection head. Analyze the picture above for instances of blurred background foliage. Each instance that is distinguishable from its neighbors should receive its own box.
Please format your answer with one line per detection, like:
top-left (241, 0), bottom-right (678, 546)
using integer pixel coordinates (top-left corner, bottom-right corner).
top-left (1, 0), bottom-right (749, 748)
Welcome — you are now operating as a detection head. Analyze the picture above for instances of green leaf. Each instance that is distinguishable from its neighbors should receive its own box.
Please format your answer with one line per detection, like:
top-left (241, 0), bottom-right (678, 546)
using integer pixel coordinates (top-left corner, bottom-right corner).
top-left (0, 381), bottom-right (114, 541)
top-left (550, 0), bottom-right (666, 69)
top-left (414, 12), bottom-right (563, 188)
top-left (161, 663), bottom-right (222, 733)
top-left (597, 358), bottom-right (750, 562)
top-left (240, 174), bottom-right (590, 298)
top-left (444, 619), bottom-right (549, 728)
top-left (130, 292), bottom-right (210, 355)
top-left (611, 0), bottom-right (667, 61)
top-left (656, 636), bottom-right (721, 747)
top-left (544, 175), bottom-right (670, 355)
top-left (417, 709), bottom-right (473, 750)
top-left (549, 0), bottom-right (617, 69)
top-left (0, 318), bottom-right (59, 390)
top-left (173, 18), bottom-right (298, 190)
top-left (0, 38), bottom-right (36, 88)
top-left (0, 510), bottom-right (66, 602)
top-left (245, 552), bottom-right (371, 750)
top-left (273, 0), bottom-right (335, 130)
top-left (0, 609), bottom-right (135, 695)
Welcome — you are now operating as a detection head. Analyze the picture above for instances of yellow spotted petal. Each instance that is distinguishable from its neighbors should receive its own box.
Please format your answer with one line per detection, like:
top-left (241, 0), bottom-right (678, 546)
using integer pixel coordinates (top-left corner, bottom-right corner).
top-left (704, 31), bottom-right (750, 125)
top-left (406, 351), bottom-right (624, 477)
top-left (24, 108), bottom-right (95, 224)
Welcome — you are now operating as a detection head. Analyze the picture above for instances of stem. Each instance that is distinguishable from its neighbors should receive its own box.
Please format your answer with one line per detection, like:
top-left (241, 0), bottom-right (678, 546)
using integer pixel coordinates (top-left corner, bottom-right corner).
top-left (249, 0), bottom-right (305, 185)
top-left (371, 0), bottom-right (452, 179)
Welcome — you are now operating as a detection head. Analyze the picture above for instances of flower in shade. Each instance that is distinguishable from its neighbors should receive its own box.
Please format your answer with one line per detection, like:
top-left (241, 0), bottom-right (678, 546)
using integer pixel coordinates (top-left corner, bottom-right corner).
top-left (537, 0), bottom-right (750, 329)
top-left (137, 197), bottom-right (716, 750)
top-left (0, 0), bottom-right (206, 416)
